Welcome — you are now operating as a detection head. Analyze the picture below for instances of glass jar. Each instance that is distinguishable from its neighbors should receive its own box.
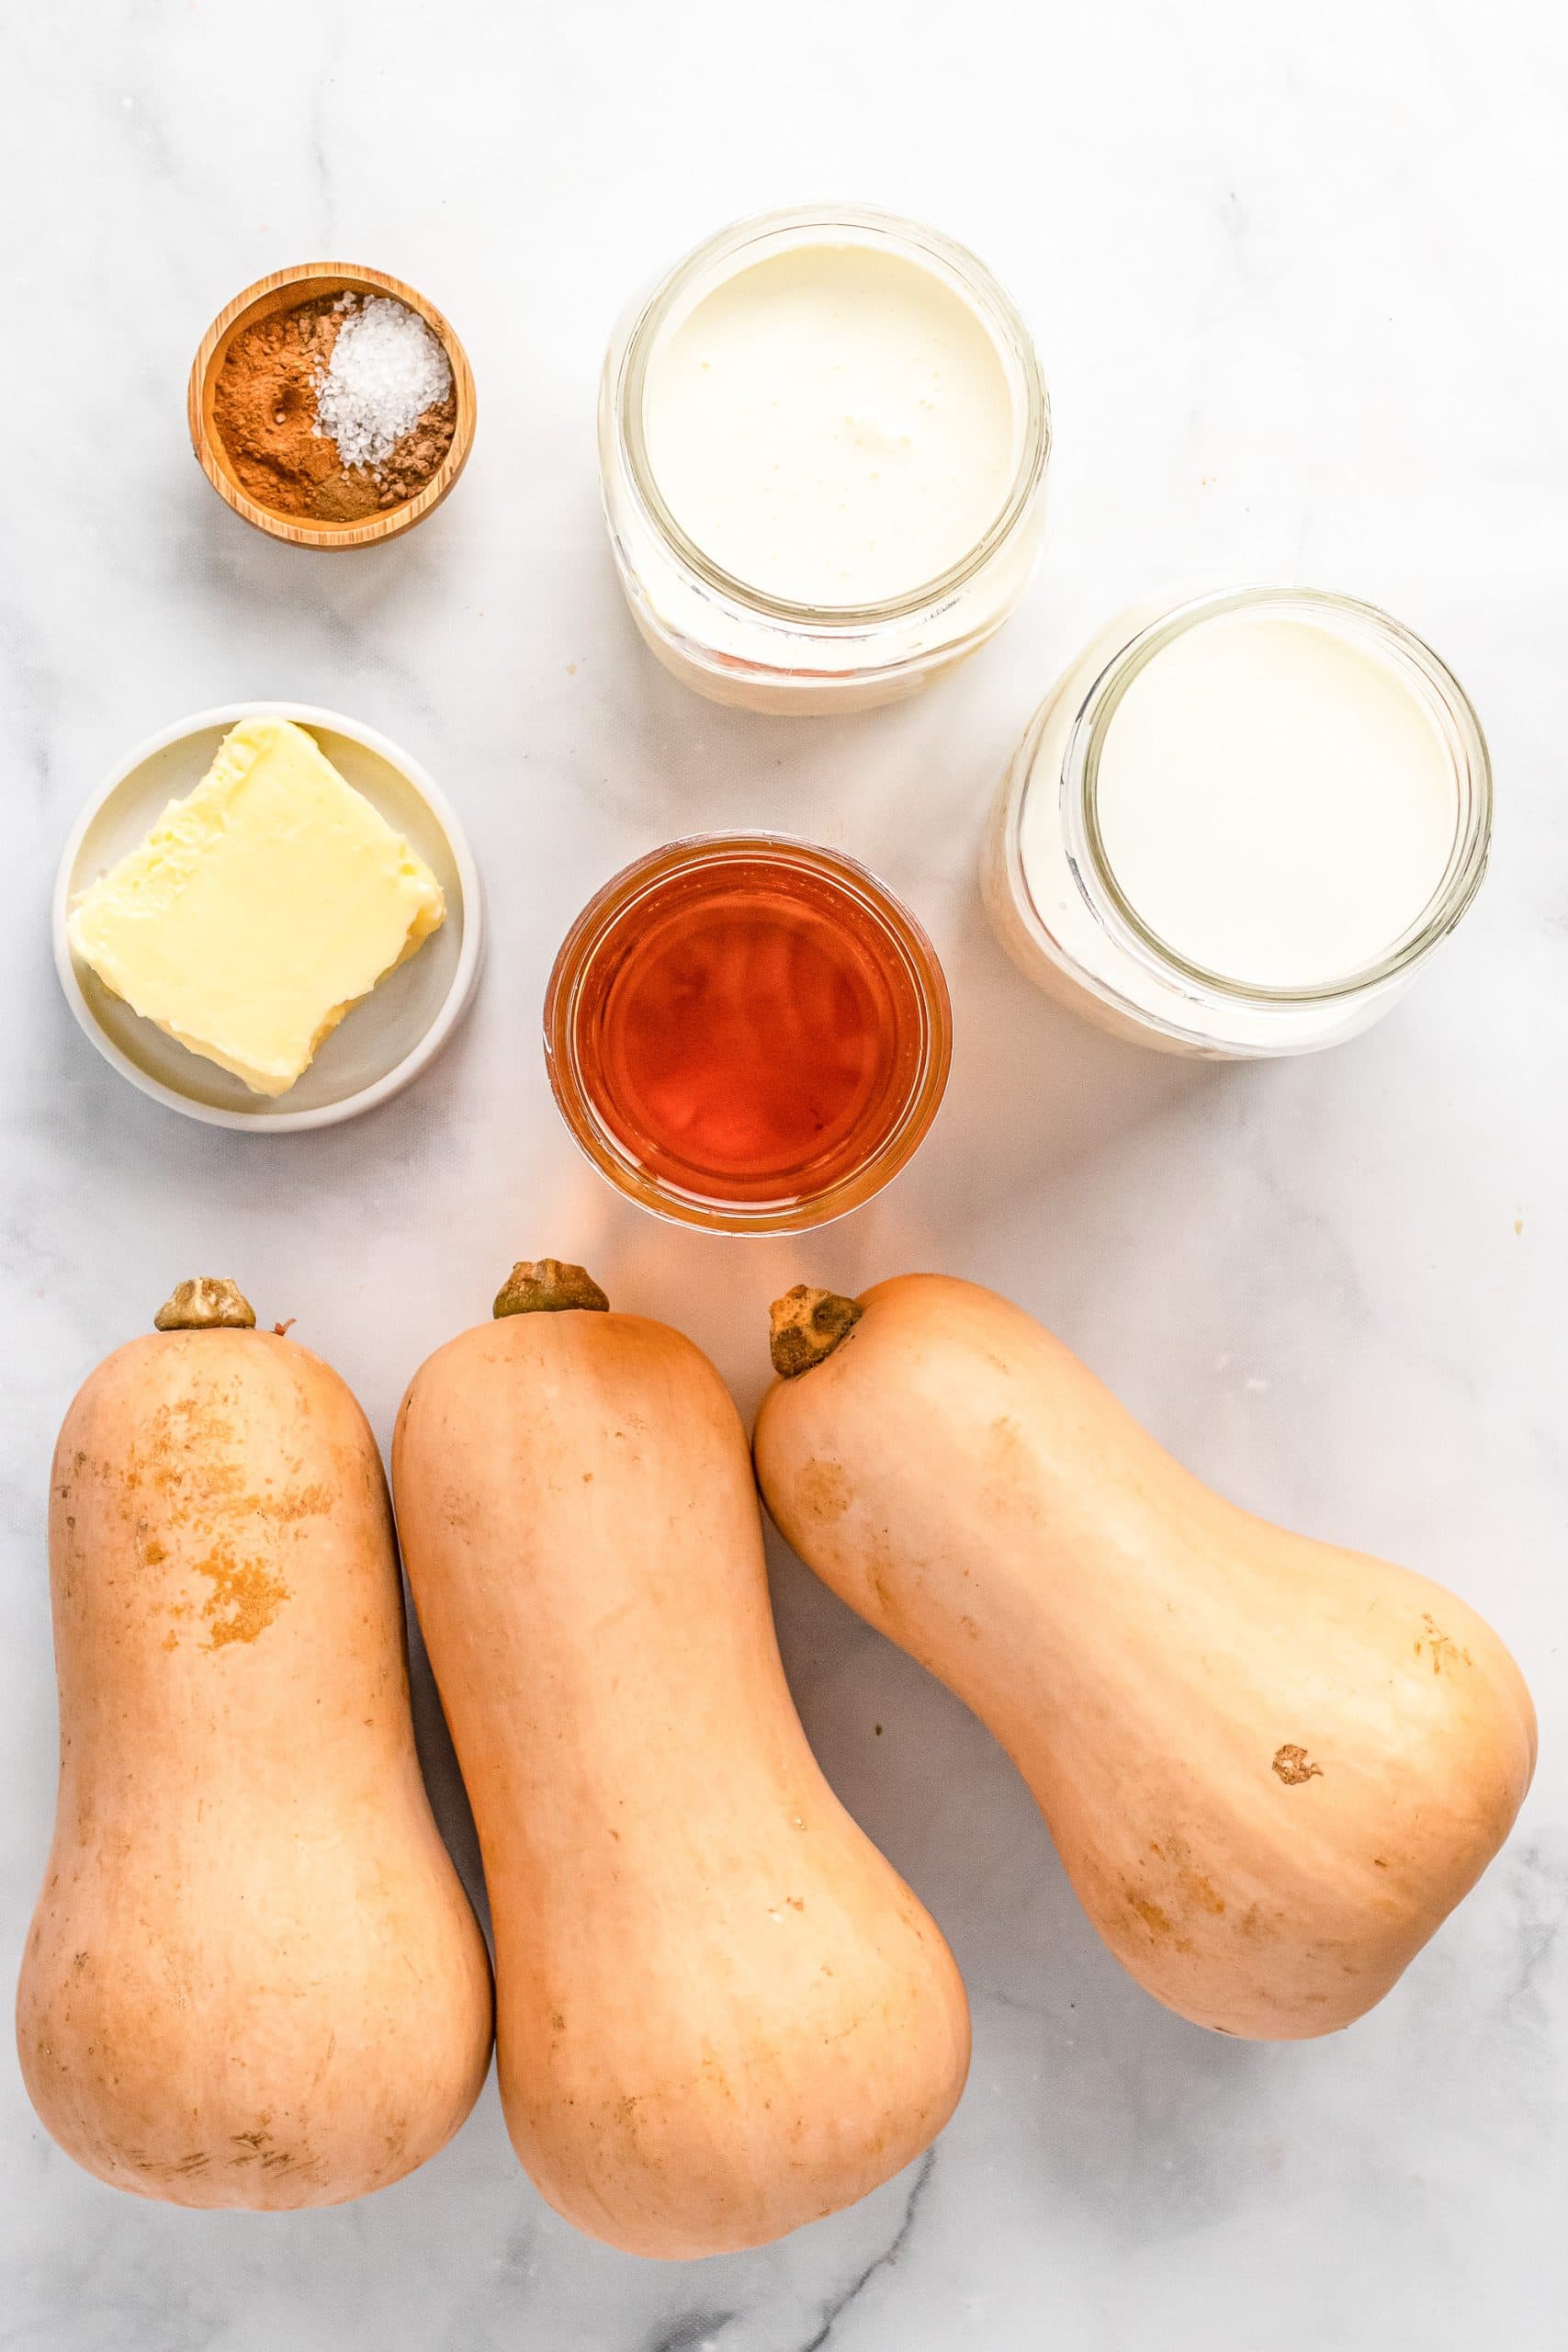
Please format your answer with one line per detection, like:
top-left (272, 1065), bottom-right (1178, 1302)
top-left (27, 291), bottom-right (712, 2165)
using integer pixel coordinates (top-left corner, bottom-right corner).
top-left (544, 833), bottom-right (953, 1233)
top-left (597, 205), bottom-right (1050, 715)
top-left (982, 587), bottom-right (1492, 1057)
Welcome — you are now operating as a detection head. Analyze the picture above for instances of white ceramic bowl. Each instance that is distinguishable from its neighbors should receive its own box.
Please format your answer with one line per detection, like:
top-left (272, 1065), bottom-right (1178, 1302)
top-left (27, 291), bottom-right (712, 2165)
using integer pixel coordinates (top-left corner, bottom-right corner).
top-left (53, 702), bottom-right (483, 1130)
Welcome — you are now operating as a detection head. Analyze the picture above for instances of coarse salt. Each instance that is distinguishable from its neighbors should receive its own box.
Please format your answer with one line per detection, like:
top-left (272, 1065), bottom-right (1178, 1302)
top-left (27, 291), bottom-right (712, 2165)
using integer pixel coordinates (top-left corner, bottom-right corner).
top-left (313, 294), bottom-right (452, 474)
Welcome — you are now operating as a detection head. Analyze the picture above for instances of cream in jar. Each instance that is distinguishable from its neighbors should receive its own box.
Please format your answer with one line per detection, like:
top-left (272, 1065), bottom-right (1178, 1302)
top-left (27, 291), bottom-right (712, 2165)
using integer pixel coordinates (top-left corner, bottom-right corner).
top-left (600, 208), bottom-right (1049, 712)
top-left (984, 589), bottom-right (1491, 1057)
top-left (642, 242), bottom-right (1019, 606)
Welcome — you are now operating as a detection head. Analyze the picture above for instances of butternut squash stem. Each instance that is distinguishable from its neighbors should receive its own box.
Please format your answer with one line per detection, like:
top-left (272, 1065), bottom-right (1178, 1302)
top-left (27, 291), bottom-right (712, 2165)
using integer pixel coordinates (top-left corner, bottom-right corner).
top-left (769, 1285), bottom-right (863, 1379)
top-left (153, 1278), bottom-right (257, 1332)
top-left (493, 1260), bottom-right (609, 1318)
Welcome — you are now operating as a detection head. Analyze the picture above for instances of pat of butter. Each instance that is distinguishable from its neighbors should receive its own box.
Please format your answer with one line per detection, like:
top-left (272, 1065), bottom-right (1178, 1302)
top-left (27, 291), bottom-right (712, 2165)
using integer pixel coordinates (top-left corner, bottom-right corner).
top-left (69, 717), bottom-right (446, 1097)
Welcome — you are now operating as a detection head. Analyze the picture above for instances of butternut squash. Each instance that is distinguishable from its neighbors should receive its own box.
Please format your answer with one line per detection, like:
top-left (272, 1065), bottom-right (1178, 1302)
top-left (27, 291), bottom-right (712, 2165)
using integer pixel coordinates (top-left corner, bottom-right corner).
top-left (391, 1260), bottom-right (969, 2257)
top-left (753, 1275), bottom-right (1536, 2040)
top-left (17, 1280), bottom-right (493, 2207)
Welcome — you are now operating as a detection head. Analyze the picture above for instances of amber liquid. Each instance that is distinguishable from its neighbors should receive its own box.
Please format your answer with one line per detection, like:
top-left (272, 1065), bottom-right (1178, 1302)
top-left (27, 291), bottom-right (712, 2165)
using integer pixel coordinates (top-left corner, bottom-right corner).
top-left (571, 854), bottom-right (929, 1206)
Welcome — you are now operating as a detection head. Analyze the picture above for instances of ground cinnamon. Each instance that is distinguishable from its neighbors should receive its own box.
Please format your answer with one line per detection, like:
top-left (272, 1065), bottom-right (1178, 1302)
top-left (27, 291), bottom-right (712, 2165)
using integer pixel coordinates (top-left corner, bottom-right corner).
top-left (212, 296), bottom-right (456, 523)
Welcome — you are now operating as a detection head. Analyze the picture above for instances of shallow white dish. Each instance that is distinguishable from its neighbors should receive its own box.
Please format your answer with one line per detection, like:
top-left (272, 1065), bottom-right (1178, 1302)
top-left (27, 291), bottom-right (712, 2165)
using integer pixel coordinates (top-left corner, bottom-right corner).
top-left (53, 702), bottom-right (483, 1131)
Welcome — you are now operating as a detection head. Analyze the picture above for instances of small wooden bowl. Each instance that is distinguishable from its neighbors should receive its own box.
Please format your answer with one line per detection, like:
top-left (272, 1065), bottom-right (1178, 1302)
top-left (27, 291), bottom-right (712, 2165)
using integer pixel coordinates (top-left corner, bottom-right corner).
top-left (188, 262), bottom-right (476, 549)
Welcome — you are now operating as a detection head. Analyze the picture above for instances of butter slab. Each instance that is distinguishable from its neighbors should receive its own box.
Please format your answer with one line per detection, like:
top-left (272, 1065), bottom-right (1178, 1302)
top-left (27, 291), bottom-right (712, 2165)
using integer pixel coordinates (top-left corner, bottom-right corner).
top-left (69, 717), bottom-right (446, 1097)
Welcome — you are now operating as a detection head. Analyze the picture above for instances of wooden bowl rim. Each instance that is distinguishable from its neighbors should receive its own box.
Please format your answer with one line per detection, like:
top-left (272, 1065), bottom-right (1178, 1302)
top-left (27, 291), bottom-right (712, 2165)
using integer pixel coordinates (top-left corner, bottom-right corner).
top-left (187, 261), bottom-right (476, 549)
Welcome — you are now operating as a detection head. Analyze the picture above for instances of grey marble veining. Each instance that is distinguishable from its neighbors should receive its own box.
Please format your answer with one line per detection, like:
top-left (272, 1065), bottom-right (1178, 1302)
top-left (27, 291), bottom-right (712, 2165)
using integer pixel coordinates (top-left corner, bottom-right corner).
top-left (3, 3), bottom-right (1564, 2346)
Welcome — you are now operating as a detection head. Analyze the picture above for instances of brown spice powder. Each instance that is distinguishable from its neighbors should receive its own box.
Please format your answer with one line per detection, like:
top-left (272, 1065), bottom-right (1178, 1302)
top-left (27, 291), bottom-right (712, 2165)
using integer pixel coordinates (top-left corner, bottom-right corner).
top-left (212, 296), bottom-right (457, 523)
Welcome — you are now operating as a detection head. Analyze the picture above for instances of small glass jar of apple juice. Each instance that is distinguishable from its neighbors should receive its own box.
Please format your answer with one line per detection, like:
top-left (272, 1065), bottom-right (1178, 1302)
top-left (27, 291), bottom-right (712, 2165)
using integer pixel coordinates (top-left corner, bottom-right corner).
top-left (544, 835), bottom-right (952, 1233)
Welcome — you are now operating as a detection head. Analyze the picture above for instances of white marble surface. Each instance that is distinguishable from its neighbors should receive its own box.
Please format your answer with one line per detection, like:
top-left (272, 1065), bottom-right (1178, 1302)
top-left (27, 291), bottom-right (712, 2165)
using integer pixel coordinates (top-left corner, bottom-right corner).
top-left (4, 3), bottom-right (1564, 2344)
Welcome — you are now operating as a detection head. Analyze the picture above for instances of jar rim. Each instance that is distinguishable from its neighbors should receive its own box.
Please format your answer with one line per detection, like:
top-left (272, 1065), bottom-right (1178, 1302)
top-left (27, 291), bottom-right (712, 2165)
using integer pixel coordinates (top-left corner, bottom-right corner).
top-left (611, 203), bottom-right (1051, 632)
top-left (542, 830), bottom-right (953, 1235)
top-left (1052, 585), bottom-right (1494, 1010)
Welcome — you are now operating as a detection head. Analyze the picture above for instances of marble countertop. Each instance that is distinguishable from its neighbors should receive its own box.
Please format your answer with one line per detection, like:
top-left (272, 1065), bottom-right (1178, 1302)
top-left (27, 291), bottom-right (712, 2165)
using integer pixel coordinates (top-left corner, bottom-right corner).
top-left (3, 3), bottom-right (1563, 2345)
